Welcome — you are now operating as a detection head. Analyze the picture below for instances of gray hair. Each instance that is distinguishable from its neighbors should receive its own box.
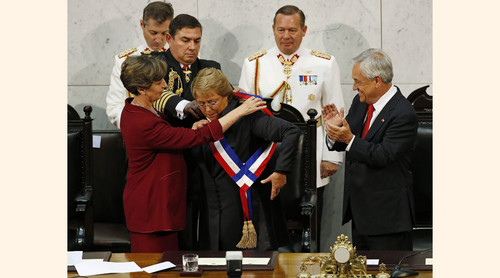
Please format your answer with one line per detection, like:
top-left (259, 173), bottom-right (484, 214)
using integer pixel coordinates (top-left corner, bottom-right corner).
top-left (353, 48), bottom-right (393, 83)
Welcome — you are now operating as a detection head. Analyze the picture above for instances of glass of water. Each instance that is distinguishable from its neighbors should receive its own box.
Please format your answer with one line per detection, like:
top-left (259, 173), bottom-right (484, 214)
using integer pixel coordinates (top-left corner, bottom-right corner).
top-left (182, 253), bottom-right (199, 272)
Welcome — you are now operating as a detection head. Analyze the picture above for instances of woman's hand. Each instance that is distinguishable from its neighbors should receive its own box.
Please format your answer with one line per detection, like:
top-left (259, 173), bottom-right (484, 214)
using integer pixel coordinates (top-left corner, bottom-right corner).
top-left (192, 119), bottom-right (209, 130)
top-left (236, 97), bottom-right (266, 116)
top-left (261, 172), bottom-right (286, 200)
top-left (218, 97), bottom-right (266, 132)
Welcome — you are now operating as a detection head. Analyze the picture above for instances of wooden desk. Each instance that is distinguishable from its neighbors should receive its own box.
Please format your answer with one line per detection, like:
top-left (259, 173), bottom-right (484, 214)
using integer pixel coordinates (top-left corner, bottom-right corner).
top-left (67, 253), bottom-right (432, 277)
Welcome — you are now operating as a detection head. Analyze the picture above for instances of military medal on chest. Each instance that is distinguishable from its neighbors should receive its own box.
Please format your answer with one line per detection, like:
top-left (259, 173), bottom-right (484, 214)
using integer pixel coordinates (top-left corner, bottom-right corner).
top-left (182, 66), bottom-right (192, 83)
top-left (277, 54), bottom-right (299, 76)
top-left (276, 54), bottom-right (299, 103)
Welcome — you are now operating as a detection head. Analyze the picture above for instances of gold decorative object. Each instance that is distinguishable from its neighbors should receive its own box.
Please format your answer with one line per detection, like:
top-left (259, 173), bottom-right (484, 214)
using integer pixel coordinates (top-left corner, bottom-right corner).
top-left (277, 54), bottom-right (299, 76)
top-left (296, 261), bottom-right (313, 278)
top-left (248, 49), bottom-right (266, 61)
top-left (297, 234), bottom-right (371, 278)
top-left (167, 70), bottom-right (183, 95)
top-left (311, 49), bottom-right (332, 60)
top-left (375, 263), bottom-right (390, 278)
top-left (183, 68), bottom-right (192, 83)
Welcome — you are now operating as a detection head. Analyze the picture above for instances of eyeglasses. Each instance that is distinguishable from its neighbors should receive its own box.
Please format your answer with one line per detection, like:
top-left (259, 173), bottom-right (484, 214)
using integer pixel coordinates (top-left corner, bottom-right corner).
top-left (196, 99), bottom-right (219, 109)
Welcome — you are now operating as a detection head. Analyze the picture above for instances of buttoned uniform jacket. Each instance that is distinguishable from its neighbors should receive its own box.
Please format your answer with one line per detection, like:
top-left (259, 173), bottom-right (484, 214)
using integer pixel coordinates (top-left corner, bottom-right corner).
top-left (238, 45), bottom-right (344, 187)
top-left (153, 49), bottom-right (221, 127)
top-left (329, 88), bottom-right (418, 235)
top-left (106, 44), bottom-right (167, 129)
top-left (120, 98), bottom-right (224, 233)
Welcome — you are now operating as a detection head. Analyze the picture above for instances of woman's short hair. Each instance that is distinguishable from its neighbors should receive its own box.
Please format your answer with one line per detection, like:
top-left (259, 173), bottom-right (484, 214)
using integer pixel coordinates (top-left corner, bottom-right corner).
top-left (191, 68), bottom-right (233, 99)
top-left (353, 48), bottom-right (394, 83)
top-left (120, 55), bottom-right (167, 96)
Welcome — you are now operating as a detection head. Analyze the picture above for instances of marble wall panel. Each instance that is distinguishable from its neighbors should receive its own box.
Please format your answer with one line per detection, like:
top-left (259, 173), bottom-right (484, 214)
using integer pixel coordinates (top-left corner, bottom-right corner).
top-left (382, 0), bottom-right (433, 93)
top-left (341, 84), bottom-right (358, 112)
top-left (198, 0), bottom-right (381, 85)
top-left (68, 0), bottom-right (198, 86)
top-left (68, 0), bottom-right (432, 130)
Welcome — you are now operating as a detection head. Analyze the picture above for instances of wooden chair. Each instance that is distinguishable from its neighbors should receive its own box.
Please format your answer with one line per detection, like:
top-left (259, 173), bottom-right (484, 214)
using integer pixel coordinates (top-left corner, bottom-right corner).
top-left (265, 99), bottom-right (318, 252)
top-left (407, 86), bottom-right (433, 251)
top-left (67, 105), bottom-right (94, 250)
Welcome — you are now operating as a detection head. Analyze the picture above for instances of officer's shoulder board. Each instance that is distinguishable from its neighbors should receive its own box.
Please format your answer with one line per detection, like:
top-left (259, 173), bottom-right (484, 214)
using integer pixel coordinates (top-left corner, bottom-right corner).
top-left (311, 50), bottom-right (331, 60)
top-left (118, 47), bottom-right (138, 59)
top-left (248, 49), bottom-right (267, 61)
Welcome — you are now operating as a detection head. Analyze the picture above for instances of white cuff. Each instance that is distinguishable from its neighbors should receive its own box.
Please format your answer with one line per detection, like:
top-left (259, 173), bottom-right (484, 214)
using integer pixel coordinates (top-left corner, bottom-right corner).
top-left (345, 135), bottom-right (355, 151)
top-left (175, 100), bottom-right (190, 119)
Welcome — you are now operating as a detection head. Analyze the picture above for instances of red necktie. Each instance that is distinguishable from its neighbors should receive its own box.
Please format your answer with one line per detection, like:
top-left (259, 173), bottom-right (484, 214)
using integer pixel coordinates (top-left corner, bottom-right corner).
top-left (361, 104), bottom-right (374, 139)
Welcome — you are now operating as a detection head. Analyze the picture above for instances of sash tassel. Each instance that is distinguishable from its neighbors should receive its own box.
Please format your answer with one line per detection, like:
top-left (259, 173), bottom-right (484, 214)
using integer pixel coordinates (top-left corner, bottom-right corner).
top-left (211, 92), bottom-right (277, 249)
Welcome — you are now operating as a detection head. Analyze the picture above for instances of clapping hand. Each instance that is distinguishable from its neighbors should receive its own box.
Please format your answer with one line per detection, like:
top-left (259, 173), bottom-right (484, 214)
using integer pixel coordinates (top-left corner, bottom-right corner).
top-left (322, 103), bottom-right (344, 127)
top-left (323, 103), bottom-right (353, 144)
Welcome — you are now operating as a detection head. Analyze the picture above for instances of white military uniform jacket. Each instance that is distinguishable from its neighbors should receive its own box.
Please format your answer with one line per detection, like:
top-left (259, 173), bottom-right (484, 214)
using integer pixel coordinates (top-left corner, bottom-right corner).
top-left (238, 46), bottom-right (344, 187)
top-left (106, 44), bottom-right (167, 129)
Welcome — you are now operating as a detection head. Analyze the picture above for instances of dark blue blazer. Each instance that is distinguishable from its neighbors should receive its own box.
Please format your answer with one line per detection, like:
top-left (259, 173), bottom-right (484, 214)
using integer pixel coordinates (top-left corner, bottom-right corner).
top-left (330, 87), bottom-right (418, 235)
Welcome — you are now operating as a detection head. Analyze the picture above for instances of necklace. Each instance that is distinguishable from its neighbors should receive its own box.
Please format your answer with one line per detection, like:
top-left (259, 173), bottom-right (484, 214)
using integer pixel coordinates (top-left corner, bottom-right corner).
top-left (132, 99), bottom-right (160, 117)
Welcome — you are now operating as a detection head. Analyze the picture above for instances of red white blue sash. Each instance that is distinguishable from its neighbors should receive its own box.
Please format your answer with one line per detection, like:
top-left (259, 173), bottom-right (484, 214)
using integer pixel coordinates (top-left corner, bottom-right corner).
top-left (210, 92), bottom-right (276, 221)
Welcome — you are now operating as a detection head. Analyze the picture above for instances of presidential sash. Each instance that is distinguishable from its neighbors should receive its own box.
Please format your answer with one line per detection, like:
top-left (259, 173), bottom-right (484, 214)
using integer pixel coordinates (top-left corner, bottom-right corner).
top-left (210, 92), bottom-right (276, 248)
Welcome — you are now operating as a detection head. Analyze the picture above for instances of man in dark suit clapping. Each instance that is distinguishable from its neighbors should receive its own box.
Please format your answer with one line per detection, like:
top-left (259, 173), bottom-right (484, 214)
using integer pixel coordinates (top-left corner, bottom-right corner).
top-left (323, 48), bottom-right (418, 250)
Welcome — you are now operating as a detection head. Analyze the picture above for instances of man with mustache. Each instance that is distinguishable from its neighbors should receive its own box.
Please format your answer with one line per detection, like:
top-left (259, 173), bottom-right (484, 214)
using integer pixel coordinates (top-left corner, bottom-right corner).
top-left (153, 14), bottom-right (221, 128)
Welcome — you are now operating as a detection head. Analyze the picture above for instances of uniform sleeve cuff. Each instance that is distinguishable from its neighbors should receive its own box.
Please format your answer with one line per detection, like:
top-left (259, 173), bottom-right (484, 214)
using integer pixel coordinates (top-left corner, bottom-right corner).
top-left (207, 119), bottom-right (223, 141)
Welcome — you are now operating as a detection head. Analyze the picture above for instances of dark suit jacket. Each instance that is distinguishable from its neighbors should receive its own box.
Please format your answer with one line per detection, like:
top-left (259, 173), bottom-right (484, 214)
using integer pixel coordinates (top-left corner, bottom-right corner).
top-left (120, 98), bottom-right (223, 233)
top-left (193, 98), bottom-right (300, 250)
top-left (154, 49), bottom-right (221, 127)
top-left (330, 88), bottom-right (418, 235)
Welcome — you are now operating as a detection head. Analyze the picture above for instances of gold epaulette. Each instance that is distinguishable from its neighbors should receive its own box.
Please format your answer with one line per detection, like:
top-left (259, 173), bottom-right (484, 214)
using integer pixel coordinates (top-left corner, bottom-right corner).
top-left (311, 50), bottom-right (331, 60)
top-left (118, 47), bottom-right (137, 59)
top-left (248, 49), bottom-right (267, 61)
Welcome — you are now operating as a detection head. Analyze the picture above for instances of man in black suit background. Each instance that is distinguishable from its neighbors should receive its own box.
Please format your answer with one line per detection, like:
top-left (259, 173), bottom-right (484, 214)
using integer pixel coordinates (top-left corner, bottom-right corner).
top-left (150, 14), bottom-right (221, 250)
top-left (153, 14), bottom-right (221, 127)
top-left (323, 48), bottom-right (417, 250)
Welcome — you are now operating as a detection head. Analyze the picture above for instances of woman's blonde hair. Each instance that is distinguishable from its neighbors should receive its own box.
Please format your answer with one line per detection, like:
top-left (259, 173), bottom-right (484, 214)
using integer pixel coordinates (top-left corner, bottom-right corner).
top-left (191, 68), bottom-right (233, 99)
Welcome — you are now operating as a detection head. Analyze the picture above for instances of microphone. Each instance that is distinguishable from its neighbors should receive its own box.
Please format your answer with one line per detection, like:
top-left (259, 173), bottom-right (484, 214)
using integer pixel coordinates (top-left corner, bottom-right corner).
top-left (390, 248), bottom-right (432, 278)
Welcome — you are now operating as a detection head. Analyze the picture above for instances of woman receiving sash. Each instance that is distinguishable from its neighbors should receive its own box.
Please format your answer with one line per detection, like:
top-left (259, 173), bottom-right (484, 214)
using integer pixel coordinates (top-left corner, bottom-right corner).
top-left (119, 56), bottom-right (267, 252)
top-left (191, 68), bottom-right (300, 251)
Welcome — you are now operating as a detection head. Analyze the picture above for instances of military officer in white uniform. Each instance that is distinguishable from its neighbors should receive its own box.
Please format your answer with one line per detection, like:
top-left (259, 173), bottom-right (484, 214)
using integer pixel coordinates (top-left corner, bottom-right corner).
top-left (238, 5), bottom-right (344, 186)
top-left (106, 1), bottom-right (174, 129)
top-left (238, 5), bottom-right (344, 249)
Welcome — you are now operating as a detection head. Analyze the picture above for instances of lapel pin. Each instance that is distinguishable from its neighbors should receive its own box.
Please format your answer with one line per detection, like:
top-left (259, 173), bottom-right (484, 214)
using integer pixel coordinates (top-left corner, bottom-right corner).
top-left (381, 119), bottom-right (385, 123)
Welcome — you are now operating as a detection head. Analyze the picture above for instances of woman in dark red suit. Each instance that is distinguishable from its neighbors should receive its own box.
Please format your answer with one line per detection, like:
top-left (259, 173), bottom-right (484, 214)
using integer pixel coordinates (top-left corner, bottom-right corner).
top-left (119, 55), bottom-right (266, 252)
